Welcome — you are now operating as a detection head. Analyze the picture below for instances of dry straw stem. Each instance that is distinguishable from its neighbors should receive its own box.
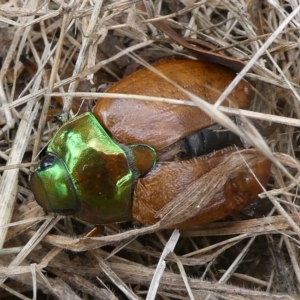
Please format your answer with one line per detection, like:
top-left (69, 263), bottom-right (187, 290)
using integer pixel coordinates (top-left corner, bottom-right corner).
top-left (1, 0), bottom-right (300, 299)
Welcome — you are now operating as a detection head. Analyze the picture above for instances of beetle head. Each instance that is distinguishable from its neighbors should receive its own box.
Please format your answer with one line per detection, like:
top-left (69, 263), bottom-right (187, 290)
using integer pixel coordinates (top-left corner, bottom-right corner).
top-left (30, 153), bottom-right (80, 215)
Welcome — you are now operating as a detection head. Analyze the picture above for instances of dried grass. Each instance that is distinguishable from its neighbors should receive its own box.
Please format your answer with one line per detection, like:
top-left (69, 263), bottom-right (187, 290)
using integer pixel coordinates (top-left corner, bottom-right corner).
top-left (0, 0), bottom-right (300, 299)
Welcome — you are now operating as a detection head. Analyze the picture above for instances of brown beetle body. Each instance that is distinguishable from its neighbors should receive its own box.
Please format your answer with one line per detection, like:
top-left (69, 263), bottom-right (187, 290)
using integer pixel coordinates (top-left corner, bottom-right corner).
top-left (93, 59), bottom-right (270, 227)
top-left (132, 148), bottom-right (270, 227)
top-left (94, 59), bottom-right (252, 149)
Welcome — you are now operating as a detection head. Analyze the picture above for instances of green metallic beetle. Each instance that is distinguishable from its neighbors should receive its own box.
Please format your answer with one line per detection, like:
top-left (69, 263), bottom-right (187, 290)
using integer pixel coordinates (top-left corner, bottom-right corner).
top-left (30, 113), bottom-right (156, 224)
top-left (30, 59), bottom-right (271, 227)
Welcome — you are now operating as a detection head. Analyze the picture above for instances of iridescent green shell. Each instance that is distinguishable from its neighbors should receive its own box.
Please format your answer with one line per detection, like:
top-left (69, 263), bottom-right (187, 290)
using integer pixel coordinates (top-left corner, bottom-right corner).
top-left (31, 113), bottom-right (135, 224)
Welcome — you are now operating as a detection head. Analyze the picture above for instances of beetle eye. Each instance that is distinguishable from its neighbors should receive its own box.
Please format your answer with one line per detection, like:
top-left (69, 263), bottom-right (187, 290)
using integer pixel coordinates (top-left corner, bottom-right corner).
top-left (40, 154), bottom-right (57, 170)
